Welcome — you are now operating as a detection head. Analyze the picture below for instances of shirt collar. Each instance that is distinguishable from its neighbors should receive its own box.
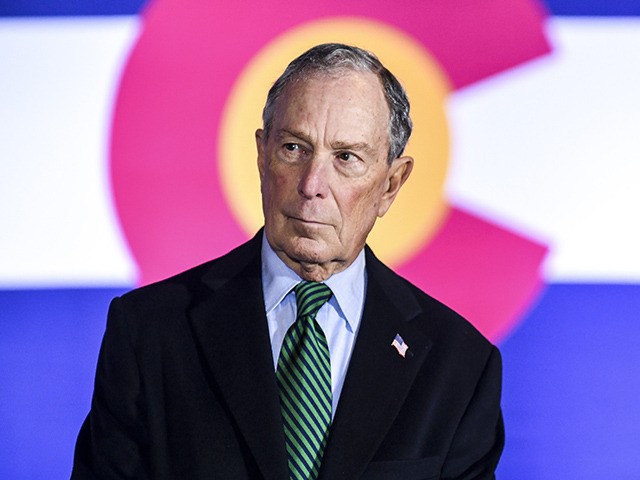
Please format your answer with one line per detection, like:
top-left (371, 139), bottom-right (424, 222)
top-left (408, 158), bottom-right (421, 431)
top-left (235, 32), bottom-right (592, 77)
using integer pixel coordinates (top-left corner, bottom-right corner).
top-left (261, 233), bottom-right (366, 332)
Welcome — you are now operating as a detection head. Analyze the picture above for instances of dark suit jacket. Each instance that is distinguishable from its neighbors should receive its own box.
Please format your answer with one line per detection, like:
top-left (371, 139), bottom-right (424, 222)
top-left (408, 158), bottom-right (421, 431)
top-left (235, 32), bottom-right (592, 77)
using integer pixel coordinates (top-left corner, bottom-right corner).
top-left (72, 232), bottom-right (504, 479)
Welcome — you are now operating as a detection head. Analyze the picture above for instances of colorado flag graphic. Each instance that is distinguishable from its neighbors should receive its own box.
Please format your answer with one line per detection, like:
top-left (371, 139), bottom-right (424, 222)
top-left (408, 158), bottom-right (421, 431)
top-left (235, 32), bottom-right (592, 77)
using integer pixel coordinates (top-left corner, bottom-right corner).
top-left (1, 0), bottom-right (639, 478)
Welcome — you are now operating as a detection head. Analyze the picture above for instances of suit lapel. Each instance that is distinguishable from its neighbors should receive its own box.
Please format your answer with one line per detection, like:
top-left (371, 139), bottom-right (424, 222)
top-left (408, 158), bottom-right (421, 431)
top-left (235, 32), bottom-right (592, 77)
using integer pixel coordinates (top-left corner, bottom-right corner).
top-left (188, 236), bottom-right (289, 480)
top-left (187, 238), bottom-right (432, 479)
top-left (318, 248), bottom-right (433, 480)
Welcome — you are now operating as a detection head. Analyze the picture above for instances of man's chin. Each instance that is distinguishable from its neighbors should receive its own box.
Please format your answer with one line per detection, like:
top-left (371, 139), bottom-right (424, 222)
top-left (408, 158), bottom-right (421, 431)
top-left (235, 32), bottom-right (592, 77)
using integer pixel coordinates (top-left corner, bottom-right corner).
top-left (271, 235), bottom-right (355, 280)
top-left (285, 237), bottom-right (333, 264)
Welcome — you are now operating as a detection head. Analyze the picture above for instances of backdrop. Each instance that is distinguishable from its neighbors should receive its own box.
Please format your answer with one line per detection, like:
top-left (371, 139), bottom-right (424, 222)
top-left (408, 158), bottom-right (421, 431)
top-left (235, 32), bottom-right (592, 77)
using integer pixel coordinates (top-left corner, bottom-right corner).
top-left (1, 0), bottom-right (639, 478)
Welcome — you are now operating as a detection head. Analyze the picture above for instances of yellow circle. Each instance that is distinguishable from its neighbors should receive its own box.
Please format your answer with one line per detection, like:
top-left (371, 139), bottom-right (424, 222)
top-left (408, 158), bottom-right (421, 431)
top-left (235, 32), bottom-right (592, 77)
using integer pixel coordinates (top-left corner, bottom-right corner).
top-left (219, 17), bottom-right (451, 267)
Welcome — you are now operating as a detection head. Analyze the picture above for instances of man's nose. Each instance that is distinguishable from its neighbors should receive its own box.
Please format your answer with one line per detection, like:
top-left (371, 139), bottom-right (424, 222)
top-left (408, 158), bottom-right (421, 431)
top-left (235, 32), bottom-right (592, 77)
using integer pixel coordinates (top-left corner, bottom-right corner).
top-left (298, 156), bottom-right (330, 199)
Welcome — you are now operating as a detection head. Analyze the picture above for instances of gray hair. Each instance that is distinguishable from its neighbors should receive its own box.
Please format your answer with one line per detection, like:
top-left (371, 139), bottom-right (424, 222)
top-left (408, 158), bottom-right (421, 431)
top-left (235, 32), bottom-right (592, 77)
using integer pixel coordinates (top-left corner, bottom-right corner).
top-left (261, 43), bottom-right (413, 164)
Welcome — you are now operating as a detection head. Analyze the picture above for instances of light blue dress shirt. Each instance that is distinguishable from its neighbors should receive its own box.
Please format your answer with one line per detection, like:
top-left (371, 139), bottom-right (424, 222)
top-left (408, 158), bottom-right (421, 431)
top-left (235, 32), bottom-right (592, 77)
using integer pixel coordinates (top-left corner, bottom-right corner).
top-left (261, 233), bottom-right (366, 419)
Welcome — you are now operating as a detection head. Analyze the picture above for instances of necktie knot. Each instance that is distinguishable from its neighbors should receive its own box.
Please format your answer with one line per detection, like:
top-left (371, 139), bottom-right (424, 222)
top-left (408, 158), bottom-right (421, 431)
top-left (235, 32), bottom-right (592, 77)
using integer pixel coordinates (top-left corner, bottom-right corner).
top-left (294, 281), bottom-right (332, 319)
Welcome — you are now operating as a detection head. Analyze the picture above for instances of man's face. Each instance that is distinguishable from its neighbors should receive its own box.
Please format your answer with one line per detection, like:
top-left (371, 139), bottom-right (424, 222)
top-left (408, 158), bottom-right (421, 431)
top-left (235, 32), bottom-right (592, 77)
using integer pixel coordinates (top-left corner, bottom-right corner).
top-left (256, 70), bottom-right (412, 281)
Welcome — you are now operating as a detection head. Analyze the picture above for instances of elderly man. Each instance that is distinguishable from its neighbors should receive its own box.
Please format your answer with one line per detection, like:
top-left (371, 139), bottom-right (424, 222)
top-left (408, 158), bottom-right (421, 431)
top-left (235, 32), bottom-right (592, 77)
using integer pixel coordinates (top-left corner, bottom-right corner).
top-left (73, 43), bottom-right (504, 479)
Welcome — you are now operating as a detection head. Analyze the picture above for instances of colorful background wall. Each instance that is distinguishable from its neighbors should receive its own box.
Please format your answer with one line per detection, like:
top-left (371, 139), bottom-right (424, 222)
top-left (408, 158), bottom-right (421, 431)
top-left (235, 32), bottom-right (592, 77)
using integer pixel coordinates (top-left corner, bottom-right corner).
top-left (1, 0), bottom-right (639, 478)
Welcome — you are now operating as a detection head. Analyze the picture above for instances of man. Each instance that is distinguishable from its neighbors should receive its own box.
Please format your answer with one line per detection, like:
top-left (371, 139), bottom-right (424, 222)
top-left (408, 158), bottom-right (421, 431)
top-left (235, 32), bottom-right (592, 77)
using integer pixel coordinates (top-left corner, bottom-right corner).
top-left (73, 43), bottom-right (504, 479)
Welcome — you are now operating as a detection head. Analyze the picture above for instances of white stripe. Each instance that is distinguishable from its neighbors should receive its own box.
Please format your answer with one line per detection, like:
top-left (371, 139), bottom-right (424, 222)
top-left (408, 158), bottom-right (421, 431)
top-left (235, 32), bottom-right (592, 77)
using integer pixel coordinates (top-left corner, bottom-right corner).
top-left (448, 18), bottom-right (640, 282)
top-left (1, 17), bottom-right (639, 284)
top-left (0, 17), bottom-right (140, 287)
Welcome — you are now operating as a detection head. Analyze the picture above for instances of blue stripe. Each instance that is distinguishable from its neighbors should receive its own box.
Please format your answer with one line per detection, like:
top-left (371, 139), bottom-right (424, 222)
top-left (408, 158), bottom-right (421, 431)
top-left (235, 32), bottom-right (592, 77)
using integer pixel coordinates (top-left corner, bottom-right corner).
top-left (3, 284), bottom-right (640, 479)
top-left (498, 283), bottom-right (640, 479)
top-left (0, 0), bottom-right (146, 16)
top-left (3, 1), bottom-right (640, 18)
top-left (545, 0), bottom-right (640, 16)
top-left (280, 402), bottom-right (323, 460)
top-left (280, 407), bottom-right (320, 467)
top-left (277, 358), bottom-right (331, 420)
top-left (0, 287), bottom-right (130, 479)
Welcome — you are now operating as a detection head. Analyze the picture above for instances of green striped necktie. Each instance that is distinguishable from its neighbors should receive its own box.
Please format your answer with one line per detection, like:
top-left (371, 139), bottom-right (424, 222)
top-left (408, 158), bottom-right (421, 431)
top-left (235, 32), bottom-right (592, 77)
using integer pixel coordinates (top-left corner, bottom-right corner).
top-left (276, 281), bottom-right (333, 480)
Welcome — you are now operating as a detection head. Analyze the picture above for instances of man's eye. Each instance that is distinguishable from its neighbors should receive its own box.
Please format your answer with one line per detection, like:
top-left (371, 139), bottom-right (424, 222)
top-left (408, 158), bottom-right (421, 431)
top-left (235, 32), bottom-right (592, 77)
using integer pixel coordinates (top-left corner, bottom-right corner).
top-left (284, 143), bottom-right (299, 151)
top-left (338, 152), bottom-right (355, 161)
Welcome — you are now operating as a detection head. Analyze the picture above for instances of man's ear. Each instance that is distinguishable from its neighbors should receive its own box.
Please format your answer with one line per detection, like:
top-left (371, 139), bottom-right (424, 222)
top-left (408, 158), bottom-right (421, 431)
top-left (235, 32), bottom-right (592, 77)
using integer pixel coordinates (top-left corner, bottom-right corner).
top-left (377, 156), bottom-right (414, 218)
top-left (255, 128), bottom-right (265, 180)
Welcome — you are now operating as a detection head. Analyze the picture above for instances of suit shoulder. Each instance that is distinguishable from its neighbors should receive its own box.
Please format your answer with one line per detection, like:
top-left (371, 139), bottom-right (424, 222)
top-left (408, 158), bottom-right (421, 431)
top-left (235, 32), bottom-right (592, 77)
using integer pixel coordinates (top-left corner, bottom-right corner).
top-left (114, 234), bottom-right (261, 325)
top-left (408, 279), bottom-right (492, 347)
top-left (365, 247), bottom-right (494, 353)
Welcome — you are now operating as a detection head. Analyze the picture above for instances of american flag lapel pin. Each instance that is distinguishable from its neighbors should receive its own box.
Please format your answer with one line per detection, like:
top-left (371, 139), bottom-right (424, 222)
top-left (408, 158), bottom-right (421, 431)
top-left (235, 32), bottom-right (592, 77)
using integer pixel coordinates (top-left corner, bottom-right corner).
top-left (391, 334), bottom-right (409, 358)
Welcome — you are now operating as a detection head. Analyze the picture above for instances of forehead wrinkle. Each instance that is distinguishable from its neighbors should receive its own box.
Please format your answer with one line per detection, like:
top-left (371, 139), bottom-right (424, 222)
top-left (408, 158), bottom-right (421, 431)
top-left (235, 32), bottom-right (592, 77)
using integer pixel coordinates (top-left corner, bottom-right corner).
top-left (272, 72), bottom-right (389, 158)
top-left (276, 128), bottom-right (313, 144)
top-left (277, 128), bottom-right (379, 158)
top-left (330, 140), bottom-right (375, 155)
